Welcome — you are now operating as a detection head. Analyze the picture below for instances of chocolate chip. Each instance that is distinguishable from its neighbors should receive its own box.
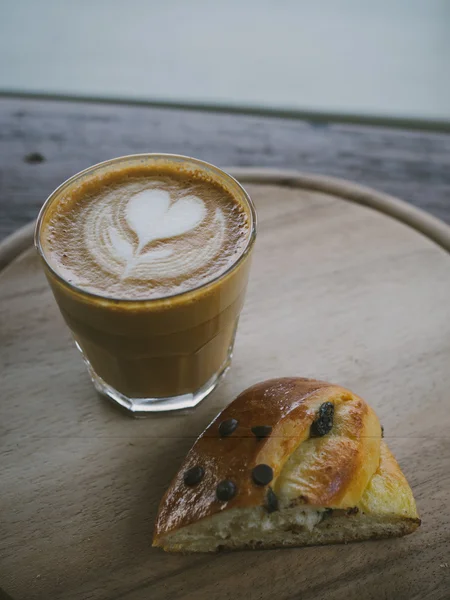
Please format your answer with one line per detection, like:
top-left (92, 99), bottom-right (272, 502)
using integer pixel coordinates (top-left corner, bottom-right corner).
top-left (218, 418), bottom-right (238, 437)
top-left (216, 480), bottom-right (237, 501)
top-left (252, 464), bottom-right (273, 486)
top-left (310, 402), bottom-right (334, 437)
top-left (251, 425), bottom-right (272, 440)
top-left (183, 465), bottom-right (204, 486)
top-left (266, 487), bottom-right (279, 513)
top-left (381, 425), bottom-right (384, 438)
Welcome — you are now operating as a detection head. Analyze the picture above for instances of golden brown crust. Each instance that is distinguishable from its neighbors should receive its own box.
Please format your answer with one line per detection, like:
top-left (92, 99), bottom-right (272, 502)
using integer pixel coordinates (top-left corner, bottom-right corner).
top-left (358, 441), bottom-right (420, 523)
top-left (153, 378), bottom-right (382, 542)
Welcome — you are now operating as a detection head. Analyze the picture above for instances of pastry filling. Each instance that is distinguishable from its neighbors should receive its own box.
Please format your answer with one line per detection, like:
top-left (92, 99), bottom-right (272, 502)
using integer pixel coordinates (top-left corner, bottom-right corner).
top-left (165, 505), bottom-right (327, 550)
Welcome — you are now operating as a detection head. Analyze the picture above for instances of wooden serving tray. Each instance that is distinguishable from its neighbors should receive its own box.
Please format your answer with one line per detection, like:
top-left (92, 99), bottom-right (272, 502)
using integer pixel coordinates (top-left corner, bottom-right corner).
top-left (1, 170), bottom-right (449, 600)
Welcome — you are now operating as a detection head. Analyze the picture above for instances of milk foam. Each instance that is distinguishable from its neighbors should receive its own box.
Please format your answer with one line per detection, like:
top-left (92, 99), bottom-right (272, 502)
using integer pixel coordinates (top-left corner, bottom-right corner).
top-left (125, 189), bottom-right (207, 253)
top-left (43, 169), bottom-right (250, 300)
top-left (84, 185), bottom-right (225, 281)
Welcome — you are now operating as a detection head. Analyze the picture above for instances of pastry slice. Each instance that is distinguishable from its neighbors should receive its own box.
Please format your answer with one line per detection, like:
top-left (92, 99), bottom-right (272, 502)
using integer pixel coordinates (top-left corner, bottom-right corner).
top-left (153, 378), bottom-right (420, 552)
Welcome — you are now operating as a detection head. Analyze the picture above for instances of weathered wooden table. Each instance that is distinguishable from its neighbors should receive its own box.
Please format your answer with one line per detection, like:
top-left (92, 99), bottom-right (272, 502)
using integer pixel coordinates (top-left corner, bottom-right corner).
top-left (1, 96), bottom-right (450, 241)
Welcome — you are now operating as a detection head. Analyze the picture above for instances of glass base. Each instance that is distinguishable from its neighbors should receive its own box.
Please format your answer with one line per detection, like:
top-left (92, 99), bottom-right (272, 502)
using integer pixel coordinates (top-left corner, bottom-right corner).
top-left (85, 357), bottom-right (231, 415)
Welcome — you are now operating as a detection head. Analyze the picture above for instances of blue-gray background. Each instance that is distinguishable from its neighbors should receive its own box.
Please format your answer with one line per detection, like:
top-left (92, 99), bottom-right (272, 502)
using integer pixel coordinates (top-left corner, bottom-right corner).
top-left (1, 0), bottom-right (449, 122)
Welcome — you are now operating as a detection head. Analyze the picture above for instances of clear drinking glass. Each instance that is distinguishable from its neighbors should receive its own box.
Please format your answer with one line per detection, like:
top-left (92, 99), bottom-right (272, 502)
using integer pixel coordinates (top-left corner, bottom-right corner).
top-left (35, 154), bottom-right (256, 414)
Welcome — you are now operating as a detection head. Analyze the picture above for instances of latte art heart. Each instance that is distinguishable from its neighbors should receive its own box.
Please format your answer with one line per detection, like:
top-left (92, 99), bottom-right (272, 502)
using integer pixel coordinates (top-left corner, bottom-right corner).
top-left (126, 189), bottom-right (207, 253)
top-left (85, 187), bottom-right (224, 281)
top-left (43, 169), bottom-right (251, 300)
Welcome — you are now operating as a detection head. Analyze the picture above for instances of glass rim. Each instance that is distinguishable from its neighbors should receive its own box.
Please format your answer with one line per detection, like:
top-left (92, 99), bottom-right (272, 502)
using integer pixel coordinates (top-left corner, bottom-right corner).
top-left (34, 153), bottom-right (257, 305)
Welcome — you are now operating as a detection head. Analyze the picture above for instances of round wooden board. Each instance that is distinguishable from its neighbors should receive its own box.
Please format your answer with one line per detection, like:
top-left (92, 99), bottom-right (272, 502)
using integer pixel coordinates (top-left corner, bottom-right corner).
top-left (1, 171), bottom-right (450, 600)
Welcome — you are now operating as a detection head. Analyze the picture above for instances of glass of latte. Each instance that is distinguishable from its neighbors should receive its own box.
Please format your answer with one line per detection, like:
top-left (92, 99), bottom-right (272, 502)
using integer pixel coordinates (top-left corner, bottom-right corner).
top-left (35, 154), bottom-right (256, 413)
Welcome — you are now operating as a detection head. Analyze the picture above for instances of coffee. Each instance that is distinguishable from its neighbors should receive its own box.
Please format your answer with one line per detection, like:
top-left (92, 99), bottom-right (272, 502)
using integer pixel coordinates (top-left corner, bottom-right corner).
top-left (42, 166), bottom-right (250, 300)
top-left (36, 155), bottom-right (256, 413)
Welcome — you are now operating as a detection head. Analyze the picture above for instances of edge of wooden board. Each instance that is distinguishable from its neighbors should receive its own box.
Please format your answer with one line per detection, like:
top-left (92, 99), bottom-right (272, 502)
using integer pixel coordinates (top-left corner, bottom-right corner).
top-left (1, 169), bottom-right (449, 274)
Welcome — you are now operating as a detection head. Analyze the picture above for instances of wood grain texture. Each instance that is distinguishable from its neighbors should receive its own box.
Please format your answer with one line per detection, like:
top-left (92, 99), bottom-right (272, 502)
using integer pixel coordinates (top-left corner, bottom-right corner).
top-left (1, 177), bottom-right (450, 600)
top-left (1, 96), bottom-right (450, 243)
